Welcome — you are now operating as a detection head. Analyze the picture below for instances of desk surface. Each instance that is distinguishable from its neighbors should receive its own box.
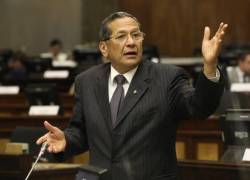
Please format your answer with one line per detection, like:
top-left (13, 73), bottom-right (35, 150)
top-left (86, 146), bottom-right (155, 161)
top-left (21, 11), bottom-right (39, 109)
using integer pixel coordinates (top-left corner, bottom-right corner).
top-left (178, 159), bottom-right (250, 180)
top-left (35, 162), bottom-right (81, 171)
top-left (2, 160), bottom-right (250, 180)
top-left (1, 73), bottom-right (75, 93)
top-left (0, 162), bottom-right (81, 180)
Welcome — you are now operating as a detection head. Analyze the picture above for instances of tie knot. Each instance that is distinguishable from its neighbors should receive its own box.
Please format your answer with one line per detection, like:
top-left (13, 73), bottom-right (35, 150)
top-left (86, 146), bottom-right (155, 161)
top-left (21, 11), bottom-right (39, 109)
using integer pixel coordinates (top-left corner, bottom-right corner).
top-left (114, 74), bottom-right (126, 85)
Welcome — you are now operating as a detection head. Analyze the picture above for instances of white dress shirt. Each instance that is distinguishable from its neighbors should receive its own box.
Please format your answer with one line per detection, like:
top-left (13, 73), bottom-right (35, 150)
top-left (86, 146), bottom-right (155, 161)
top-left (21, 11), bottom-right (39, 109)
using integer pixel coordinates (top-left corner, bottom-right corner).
top-left (206, 68), bottom-right (220, 82)
top-left (108, 65), bottom-right (138, 102)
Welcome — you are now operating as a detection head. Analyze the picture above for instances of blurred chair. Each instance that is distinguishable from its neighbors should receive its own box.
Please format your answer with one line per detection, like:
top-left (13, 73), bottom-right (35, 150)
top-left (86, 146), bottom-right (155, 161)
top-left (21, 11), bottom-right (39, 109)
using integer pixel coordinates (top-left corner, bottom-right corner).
top-left (26, 57), bottom-right (52, 73)
top-left (24, 83), bottom-right (63, 115)
top-left (73, 45), bottom-right (102, 73)
top-left (10, 126), bottom-right (55, 162)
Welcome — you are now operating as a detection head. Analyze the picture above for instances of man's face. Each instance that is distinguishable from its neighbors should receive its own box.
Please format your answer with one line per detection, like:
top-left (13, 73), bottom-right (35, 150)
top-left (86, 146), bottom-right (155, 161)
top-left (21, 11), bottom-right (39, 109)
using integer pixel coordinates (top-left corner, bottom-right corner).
top-left (99, 17), bottom-right (144, 73)
top-left (240, 54), bottom-right (250, 75)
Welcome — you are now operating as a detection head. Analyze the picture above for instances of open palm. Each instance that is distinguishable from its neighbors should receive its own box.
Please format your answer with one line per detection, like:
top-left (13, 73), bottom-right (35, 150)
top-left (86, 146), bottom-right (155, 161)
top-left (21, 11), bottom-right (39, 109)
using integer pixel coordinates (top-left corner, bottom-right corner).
top-left (202, 23), bottom-right (228, 65)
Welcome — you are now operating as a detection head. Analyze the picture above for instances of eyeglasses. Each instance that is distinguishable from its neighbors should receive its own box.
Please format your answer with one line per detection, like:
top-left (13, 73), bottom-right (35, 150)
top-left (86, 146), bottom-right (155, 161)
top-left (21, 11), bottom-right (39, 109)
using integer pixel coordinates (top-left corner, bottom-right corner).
top-left (105, 31), bottom-right (145, 43)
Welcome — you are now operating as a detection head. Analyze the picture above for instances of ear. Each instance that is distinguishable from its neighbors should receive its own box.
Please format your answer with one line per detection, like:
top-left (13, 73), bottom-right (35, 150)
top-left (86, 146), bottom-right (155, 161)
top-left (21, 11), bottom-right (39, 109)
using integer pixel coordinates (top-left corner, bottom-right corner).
top-left (99, 41), bottom-right (108, 58)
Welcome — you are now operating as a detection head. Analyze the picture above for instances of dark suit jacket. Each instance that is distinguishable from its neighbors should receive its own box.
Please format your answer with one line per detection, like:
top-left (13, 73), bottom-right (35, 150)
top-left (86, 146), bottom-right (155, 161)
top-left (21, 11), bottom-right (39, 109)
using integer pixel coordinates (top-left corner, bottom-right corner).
top-left (62, 60), bottom-right (225, 180)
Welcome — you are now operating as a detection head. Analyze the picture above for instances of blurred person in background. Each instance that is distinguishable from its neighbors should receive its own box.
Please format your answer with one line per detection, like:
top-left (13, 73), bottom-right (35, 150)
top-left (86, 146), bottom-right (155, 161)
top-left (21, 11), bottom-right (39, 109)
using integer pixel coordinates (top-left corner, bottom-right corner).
top-left (7, 51), bottom-right (27, 78)
top-left (227, 51), bottom-right (250, 84)
top-left (41, 38), bottom-right (68, 61)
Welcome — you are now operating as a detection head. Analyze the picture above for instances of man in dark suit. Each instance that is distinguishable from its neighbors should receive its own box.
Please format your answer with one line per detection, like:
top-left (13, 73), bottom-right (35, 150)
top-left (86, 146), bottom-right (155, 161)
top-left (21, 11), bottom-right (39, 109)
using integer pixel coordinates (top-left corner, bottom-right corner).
top-left (37, 12), bottom-right (228, 180)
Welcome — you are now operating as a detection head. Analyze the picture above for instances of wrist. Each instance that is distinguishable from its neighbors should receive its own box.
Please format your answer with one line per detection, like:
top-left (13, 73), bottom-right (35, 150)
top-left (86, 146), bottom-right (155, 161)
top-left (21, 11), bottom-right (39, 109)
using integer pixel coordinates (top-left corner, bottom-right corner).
top-left (203, 63), bottom-right (217, 77)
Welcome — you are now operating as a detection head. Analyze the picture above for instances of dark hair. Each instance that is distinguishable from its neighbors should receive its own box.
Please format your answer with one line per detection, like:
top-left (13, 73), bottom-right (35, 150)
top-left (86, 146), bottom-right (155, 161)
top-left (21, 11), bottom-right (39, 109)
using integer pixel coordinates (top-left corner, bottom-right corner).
top-left (99, 12), bottom-right (140, 41)
top-left (50, 38), bottom-right (62, 47)
top-left (238, 50), bottom-right (250, 62)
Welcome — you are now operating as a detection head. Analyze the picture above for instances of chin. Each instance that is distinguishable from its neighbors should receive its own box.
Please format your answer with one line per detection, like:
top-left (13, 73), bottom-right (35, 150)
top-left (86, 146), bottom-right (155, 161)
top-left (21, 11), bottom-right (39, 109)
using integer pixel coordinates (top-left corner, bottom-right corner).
top-left (124, 59), bottom-right (141, 66)
top-left (124, 56), bottom-right (141, 62)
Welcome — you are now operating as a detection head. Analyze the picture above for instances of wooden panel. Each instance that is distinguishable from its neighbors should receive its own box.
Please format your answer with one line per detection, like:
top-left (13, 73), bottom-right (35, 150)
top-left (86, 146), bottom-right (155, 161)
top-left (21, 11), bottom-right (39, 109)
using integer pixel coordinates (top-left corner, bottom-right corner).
top-left (118, 0), bottom-right (152, 35)
top-left (150, 0), bottom-right (194, 56)
top-left (178, 160), bottom-right (250, 180)
top-left (192, 0), bottom-right (231, 49)
top-left (0, 154), bottom-right (79, 180)
top-left (177, 130), bottom-right (224, 160)
top-left (0, 138), bottom-right (10, 153)
top-left (119, 0), bottom-right (250, 56)
top-left (176, 141), bottom-right (186, 160)
top-left (0, 115), bottom-right (70, 138)
top-left (0, 93), bottom-right (74, 116)
top-left (197, 142), bottom-right (219, 161)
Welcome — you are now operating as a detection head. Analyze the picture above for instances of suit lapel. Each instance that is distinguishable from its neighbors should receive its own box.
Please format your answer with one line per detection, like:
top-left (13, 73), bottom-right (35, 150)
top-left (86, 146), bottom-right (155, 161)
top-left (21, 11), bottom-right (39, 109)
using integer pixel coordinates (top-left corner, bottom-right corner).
top-left (95, 63), bottom-right (113, 132)
top-left (114, 61), bottom-right (151, 129)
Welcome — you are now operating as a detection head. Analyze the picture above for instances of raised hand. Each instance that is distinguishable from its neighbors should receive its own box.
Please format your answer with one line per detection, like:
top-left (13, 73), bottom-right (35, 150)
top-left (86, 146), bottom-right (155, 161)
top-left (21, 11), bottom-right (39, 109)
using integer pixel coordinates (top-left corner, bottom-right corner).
top-left (202, 22), bottom-right (228, 77)
top-left (36, 121), bottom-right (66, 153)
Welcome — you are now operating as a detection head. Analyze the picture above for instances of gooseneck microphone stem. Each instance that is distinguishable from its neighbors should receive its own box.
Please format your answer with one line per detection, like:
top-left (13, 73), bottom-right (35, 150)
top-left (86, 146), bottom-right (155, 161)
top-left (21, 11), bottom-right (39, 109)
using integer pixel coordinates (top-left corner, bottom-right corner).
top-left (24, 142), bottom-right (48, 180)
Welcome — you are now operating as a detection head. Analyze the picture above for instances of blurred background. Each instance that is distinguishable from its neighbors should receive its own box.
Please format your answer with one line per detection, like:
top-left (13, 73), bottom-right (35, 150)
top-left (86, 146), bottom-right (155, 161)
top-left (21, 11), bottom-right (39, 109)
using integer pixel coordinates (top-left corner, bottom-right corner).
top-left (0, 0), bottom-right (249, 56)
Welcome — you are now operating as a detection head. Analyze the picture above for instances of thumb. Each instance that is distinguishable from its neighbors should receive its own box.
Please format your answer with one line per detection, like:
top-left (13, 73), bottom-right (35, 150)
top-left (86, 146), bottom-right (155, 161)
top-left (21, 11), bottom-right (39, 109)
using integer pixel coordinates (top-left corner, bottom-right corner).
top-left (44, 121), bottom-right (58, 133)
top-left (203, 26), bottom-right (210, 41)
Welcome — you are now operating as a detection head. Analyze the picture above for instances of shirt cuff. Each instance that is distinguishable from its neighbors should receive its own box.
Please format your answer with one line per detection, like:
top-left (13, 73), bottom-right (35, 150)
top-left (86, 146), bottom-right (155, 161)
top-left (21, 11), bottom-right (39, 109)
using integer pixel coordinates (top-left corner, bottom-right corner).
top-left (206, 68), bottom-right (220, 82)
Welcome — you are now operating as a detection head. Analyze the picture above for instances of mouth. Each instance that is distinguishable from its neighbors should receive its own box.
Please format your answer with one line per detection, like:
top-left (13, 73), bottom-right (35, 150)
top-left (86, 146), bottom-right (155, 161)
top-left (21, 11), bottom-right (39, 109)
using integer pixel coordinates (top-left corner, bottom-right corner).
top-left (123, 51), bottom-right (138, 58)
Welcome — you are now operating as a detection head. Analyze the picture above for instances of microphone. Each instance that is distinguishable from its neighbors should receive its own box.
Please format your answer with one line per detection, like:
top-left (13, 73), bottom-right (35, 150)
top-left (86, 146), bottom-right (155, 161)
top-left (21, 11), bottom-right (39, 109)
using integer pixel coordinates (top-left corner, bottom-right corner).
top-left (24, 142), bottom-right (48, 180)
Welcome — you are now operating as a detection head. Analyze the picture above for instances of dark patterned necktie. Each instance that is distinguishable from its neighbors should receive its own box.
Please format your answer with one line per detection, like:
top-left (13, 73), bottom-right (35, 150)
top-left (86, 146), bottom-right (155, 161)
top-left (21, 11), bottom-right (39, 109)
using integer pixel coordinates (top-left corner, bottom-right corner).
top-left (110, 74), bottom-right (126, 126)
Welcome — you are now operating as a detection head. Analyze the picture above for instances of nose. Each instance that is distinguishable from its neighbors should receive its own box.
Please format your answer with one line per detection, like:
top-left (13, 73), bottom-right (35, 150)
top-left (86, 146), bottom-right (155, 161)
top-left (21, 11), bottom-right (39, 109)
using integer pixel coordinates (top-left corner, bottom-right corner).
top-left (125, 34), bottom-right (136, 46)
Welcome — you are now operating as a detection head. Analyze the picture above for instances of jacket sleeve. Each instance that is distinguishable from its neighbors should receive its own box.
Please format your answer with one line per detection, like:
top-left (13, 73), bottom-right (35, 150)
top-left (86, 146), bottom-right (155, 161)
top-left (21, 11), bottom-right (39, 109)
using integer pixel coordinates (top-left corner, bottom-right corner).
top-left (55, 75), bottom-right (89, 161)
top-left (169, 67), bottom-right (225, 121)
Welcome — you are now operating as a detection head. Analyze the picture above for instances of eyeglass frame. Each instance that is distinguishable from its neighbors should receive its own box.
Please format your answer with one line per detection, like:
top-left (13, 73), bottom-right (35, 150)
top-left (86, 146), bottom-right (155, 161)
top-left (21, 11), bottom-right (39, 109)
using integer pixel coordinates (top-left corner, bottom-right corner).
top-left (103, 31), bottom-right (145, 43)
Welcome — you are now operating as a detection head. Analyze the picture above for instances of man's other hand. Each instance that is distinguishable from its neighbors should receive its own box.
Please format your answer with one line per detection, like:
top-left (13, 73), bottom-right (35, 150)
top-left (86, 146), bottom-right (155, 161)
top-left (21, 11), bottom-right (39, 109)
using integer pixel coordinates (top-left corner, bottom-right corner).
top-left (36, 121), bottom-right (66, 153)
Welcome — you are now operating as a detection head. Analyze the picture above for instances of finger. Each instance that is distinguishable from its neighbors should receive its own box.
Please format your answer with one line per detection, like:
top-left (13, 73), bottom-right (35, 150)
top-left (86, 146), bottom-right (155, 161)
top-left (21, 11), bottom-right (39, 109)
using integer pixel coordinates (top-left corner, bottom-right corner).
top-left (36, 134), bottom-right (48, 145)
top-left (52, 145), bottom-right (56, 153)
top-left (216, 24), bottom-right (228, 40)
top-left (203, 26), bottom-right (210, 41)
top-left (217, 22), bottom-right (224, 34)
top-left (213, 22), bottom-right (225, 39)
top-left (221, 24), bottom-right (228, 35)
top-left (47, 145), bottom-right (53, 153)
top-left (218, 38), bottom-right (222, 43)
top-left (223, 23), bottom-right (228, 30)
top-left (52, 145), bottom-right (59, 153)
top-left (44, 121), bottom-right (58, 133)
top-left (216, 23), bottom-right (228, 38)
top-left (48, 145), bottom-right (57, 153)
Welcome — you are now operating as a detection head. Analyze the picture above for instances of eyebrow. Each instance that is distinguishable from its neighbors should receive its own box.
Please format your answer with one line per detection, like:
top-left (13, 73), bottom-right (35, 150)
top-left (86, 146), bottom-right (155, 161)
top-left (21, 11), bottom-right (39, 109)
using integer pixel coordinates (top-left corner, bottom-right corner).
top-left (113, 28), bottom-right (140, 34)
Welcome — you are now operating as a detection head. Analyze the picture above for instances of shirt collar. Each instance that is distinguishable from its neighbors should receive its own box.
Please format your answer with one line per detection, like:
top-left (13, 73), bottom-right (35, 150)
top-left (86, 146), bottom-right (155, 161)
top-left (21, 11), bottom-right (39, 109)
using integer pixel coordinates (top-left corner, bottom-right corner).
top-left (110, 65), bottom-right (138, 84)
